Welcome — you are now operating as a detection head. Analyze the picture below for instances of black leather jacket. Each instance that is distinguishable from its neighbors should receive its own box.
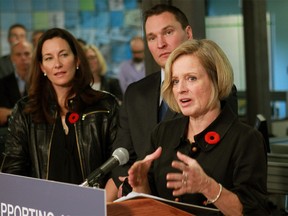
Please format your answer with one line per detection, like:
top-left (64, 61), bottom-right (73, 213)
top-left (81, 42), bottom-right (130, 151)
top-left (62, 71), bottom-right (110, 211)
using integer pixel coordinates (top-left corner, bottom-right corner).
top-left (1, 91), bottom-right (119, 187)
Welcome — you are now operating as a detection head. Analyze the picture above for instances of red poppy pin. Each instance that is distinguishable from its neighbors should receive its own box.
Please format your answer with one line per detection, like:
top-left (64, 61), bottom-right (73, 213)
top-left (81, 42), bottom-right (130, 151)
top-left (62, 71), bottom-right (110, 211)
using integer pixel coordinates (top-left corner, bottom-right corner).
top-left (204, 131), bottom-right (220, 145)
top-left (68, 112), bottom-right (80, 124)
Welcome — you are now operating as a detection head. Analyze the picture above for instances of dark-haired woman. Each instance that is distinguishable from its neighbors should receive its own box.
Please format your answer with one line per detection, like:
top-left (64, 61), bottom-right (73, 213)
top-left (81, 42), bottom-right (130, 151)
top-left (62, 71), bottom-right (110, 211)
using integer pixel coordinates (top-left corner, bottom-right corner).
top-left (1, 28), bottom-right (119, 194)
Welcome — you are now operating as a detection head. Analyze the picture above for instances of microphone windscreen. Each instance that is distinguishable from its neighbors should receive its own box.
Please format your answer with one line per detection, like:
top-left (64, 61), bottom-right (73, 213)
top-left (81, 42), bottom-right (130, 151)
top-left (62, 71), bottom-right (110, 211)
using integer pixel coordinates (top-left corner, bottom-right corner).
top-left (112, 148), bottom-right (129, 165)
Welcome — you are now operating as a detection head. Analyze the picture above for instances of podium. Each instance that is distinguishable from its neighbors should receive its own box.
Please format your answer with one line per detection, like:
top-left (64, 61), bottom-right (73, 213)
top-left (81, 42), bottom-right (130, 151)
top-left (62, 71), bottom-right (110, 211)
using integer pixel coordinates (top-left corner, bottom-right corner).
top-left (0, 173), bottom-right (106, 215)
top-left (0, 173), bottom-right (218, 215)
top-left (109, 191), bottom-right (219, 215)
top-left (107, 198), bottom-right (194, 216)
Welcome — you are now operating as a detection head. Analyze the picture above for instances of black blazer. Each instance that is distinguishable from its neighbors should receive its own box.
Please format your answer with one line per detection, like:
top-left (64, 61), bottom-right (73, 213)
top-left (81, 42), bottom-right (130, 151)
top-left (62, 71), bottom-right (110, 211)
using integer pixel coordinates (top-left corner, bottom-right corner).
top-left (0, 73), bottom-right (24, 108)
top-left (0, 55), bottom-right (14, 79)
top-left (112, 72), bottom-right (180, 185)
top-left (100, 76), bottom-right (123, 101)
top-left (111, 71), bottom-right (238, 186)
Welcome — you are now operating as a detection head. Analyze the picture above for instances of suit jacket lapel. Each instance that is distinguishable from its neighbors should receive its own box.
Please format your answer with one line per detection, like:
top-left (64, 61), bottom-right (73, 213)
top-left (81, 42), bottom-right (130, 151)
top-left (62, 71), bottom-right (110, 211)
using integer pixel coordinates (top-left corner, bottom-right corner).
top-left (146, 72), bottom-right (161, 126)
top-left (7, 74), bottom-right (22, 106)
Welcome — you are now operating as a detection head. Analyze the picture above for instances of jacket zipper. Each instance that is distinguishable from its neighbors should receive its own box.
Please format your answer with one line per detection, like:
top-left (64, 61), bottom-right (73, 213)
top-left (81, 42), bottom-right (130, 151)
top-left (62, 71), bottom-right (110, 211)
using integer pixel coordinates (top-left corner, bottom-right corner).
top-left (46, 110), bottom-right (110, 181)
top-left (78, 110), bottom-right (110, 179)
top-left (81, 110), bottom-right (110, 120)
top-left (46, 115), bottom-right (56, 180)
top-left (74, 123), bottom-right (84, 180)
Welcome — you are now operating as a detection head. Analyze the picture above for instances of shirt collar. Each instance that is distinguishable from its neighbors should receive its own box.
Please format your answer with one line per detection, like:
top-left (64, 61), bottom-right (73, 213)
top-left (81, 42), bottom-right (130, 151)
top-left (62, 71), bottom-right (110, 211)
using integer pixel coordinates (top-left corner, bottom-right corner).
top-left (175, 103), bottom-right (237, 152)
top-left (161, 68), bottom-right (165, 84)
top-left (14, 69), bottom-right (22, 80)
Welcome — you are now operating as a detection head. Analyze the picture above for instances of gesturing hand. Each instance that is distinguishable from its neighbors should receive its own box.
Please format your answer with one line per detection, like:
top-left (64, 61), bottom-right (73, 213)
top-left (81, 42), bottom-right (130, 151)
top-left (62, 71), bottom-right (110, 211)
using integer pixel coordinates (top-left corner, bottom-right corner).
top-left (166, 151), bottom-right (210, 197)
top-left (128, 147), bottom-right (162, 193)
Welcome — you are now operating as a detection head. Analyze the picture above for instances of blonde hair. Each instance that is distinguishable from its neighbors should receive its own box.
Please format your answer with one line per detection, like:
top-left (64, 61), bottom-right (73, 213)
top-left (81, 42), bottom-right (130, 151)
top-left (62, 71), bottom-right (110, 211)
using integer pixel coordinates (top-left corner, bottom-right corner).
top-left (84, 44), bottom-right (107, 76)
top-left (162, 39), bottom-right (234, 113)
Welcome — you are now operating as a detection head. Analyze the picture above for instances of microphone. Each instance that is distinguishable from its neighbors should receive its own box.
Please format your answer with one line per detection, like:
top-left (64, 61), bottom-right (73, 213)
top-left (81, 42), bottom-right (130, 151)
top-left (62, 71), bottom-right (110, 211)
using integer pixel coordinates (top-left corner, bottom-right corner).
top-left (80, 147), bottom-right (129, 187)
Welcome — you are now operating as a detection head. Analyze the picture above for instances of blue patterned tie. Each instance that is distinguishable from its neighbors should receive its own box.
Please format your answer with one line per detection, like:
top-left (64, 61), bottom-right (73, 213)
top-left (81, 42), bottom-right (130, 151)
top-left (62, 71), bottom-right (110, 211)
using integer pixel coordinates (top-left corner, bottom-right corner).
top-left (158, 100), bottom-right (168, 122)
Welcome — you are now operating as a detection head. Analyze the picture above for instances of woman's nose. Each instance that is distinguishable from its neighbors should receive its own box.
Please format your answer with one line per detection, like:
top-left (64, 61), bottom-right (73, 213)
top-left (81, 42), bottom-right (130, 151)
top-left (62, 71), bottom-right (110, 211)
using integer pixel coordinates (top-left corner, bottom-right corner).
top-left (178, 80), bottom-right (188, 93)
top-left (54, 58), bottom-right (62, 68)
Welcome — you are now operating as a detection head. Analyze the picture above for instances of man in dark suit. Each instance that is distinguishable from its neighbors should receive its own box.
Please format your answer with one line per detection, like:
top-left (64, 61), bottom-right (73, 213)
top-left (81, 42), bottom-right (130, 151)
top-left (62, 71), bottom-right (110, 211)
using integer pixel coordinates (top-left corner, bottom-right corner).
top-left (0, 24), bottom-right (27, 79)
top-left (107, 4), bottom-right (237, 200)
top-left (0, 40), bottom-right (32, 126)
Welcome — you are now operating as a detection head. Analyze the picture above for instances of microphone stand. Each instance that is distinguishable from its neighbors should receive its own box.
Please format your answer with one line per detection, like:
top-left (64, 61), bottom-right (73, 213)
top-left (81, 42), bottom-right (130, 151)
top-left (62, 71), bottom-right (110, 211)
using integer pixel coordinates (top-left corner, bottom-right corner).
top-left (80, 181), bottom-right (100, 188)
top-left (80, 170), bottom-right (104, 188)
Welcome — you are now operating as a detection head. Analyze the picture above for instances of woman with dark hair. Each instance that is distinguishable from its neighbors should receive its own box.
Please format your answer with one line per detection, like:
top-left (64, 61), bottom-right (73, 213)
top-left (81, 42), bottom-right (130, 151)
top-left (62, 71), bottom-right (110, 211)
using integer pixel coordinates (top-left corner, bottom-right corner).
top-left (1, 28), bottom-right (119, 191)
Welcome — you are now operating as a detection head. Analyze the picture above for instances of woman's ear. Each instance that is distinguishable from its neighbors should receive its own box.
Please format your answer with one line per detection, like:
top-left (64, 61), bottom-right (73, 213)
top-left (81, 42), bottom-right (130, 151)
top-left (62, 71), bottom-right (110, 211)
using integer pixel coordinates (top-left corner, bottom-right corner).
top-left (76, 58), bottom-right (80, 69)
top-left (40, 64), bottom-right (46, 75)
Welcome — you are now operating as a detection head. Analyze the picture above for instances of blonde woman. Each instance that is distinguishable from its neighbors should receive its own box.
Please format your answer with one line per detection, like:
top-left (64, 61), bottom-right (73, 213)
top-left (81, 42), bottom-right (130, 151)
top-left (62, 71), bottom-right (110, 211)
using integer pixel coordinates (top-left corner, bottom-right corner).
top-left (127, 39), bottom-right (269, 215)
top-left (84, 44), bottom-right (122, 101)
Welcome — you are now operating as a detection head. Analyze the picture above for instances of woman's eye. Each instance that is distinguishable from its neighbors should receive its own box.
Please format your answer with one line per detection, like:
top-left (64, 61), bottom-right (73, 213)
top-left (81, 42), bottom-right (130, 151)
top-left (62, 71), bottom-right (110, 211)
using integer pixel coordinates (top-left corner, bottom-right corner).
top-left (188, 76), bottom-right (197, 81)
top-left (172, 80), bottom-right (178, 85)
top-left (43, 57), bottom-right (52, 61)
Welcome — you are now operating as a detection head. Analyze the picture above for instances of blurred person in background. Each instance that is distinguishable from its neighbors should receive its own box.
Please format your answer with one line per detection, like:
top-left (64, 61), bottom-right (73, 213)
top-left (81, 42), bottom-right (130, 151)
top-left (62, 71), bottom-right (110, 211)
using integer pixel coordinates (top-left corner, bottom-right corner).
top-left (0, 24), bottom-right (27, 78)
top-left (84, 44), bottom-right (123, 102)
top-left (32, 29), bottom-right (45, 48)
top-left (0, 40), bottom-right (33, 126)
top-left (118, 36), bottom-right (146, 94)
top-left (77, 38), bottom-right (87, 48)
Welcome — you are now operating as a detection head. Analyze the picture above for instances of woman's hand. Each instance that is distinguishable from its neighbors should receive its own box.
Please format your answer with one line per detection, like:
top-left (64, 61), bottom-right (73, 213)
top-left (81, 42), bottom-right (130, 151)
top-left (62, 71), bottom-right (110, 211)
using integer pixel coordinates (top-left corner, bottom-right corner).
top-left (128, 147), bottom-right (162, 194)
top-left (117, 176), bottom-right (127, 198)
top-left (0, 107), bottom-right (12, 125)
top-left (105, 178), bottom-right (119, 202)
top-left (166, 151), bottom-right (210, 196)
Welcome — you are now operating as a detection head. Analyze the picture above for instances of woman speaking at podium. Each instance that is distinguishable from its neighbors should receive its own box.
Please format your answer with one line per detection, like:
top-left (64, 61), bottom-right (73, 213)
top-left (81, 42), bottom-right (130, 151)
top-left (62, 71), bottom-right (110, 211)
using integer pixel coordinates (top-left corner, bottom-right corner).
top-left (126, 39), bottom-right (270, 215)
top-left (1, 28), bottom-right (119, 190)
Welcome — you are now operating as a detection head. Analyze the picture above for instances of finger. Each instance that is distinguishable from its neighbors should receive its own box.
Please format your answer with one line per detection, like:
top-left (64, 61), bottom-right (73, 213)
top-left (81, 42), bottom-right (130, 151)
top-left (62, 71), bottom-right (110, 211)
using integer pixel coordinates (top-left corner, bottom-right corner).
top-left (128, 174), bottom-right (138, 187)
top-left (174, 179), bottom-right (188, 194)
top-left (168, 180), bottom-right (187, 196)
top-left (172, 188), bottom-right (186, 196)
top-left (171, 160), bottom-right (187, 172)
top-left (176, 151), bottom-right (193, 165)
top-left (166, 173), bottom-right (183, 181)
top-left (144, 147), bottom-right (162, 161)
top-left (127, 165), bottom-right (140, 187)
top-left (128, 161), bottom-right (141, 176)
top-left (166, 180), bottom-right (183, 189)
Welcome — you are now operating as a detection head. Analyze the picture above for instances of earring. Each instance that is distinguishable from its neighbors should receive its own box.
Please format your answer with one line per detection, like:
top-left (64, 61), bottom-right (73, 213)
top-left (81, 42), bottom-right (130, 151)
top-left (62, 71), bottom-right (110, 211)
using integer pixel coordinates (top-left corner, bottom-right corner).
top-left (76, 66), bottom-right (79, 70)
top-left (44, 73), bottom-right (47, 76)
